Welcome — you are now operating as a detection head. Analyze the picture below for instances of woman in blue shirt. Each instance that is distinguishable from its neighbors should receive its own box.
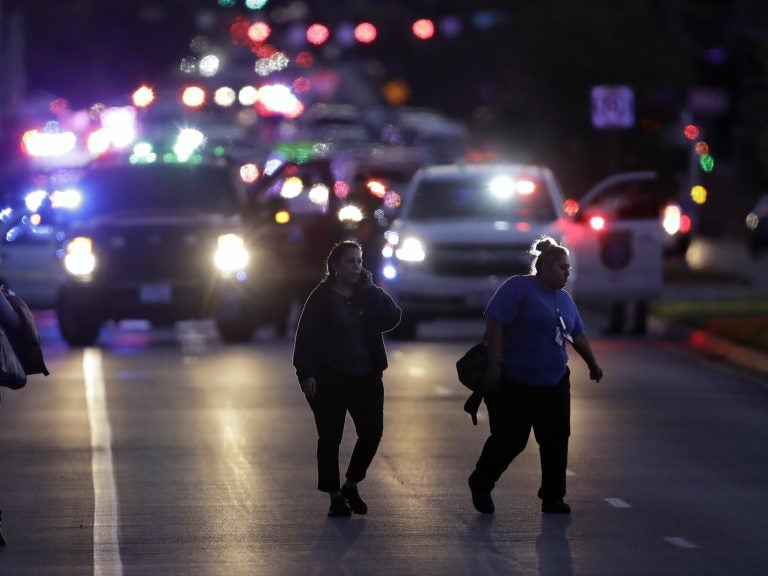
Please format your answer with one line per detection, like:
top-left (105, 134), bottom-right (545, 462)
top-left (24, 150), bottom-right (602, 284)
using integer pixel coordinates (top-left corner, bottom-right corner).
top-left (468, 236), bottom-right (603, 515)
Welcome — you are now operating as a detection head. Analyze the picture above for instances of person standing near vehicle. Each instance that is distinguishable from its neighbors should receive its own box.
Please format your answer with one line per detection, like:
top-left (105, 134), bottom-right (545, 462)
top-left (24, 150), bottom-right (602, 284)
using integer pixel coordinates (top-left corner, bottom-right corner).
top-left (293, 240), bottom-right (402, 517)
top-left (468, 236), bottom-right (603, 515)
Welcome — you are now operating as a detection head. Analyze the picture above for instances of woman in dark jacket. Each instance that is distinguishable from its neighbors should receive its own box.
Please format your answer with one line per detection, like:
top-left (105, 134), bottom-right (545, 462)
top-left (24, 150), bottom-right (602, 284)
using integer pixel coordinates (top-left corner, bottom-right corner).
top-left (293, 240), bottom-right (401, 517)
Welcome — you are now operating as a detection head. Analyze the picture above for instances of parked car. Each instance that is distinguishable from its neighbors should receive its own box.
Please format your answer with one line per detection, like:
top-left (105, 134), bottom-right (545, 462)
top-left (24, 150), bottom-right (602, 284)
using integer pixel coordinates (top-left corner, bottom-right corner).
top-left (379, 163), bottom-right (666, 338)
top-left (746, 194), bottom-right (768, 257)
top-left (55, 157), bottom-right (259, 346)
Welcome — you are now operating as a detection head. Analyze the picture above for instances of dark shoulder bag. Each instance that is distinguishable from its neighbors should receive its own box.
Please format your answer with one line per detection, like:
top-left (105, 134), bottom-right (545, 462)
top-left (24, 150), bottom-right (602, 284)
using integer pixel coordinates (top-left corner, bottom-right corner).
top-left (456, 279), bottom-right (527, 424)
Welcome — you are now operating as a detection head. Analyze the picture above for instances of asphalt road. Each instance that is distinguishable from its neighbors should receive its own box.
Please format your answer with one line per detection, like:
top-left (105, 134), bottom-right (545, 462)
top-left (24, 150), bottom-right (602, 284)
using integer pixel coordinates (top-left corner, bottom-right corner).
top-left (1, 307), bottom-right (767, 576)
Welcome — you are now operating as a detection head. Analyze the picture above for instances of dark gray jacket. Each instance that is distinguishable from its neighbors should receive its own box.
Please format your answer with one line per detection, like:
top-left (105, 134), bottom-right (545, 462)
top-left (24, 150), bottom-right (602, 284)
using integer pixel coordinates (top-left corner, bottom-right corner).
top-left (292, 280), bottom-right (402, 384)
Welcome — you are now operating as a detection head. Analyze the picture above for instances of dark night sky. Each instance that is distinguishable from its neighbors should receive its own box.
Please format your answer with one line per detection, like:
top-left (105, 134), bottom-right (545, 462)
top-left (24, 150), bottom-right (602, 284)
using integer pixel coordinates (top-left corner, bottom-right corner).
top-left (22, 0), bottom-right (206, 106)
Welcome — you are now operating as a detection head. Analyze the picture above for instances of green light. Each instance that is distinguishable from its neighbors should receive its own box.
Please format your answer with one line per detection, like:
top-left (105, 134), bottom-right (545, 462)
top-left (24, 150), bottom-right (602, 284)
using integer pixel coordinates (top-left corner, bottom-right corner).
top-left (275, 141), bottom-right (320, 164)
top-left (699, 154), bottom-right (714, 172)
top-left (245, 0), bottom-right (269, 8)
top-left (214, 145), bottom-right (226, 157)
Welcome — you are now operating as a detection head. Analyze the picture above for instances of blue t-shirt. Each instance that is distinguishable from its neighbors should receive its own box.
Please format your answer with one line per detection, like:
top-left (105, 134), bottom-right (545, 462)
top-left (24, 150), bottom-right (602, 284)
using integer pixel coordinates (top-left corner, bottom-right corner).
top-left (484, 275), bottom-right (584, 386)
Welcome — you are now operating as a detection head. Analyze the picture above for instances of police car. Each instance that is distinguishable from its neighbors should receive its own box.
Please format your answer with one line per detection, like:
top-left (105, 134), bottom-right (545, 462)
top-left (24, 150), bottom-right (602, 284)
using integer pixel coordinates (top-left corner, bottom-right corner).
top-left (56, 157), bottom-right (259, 346)
top-left (378, 163), bottom-right (664, 338)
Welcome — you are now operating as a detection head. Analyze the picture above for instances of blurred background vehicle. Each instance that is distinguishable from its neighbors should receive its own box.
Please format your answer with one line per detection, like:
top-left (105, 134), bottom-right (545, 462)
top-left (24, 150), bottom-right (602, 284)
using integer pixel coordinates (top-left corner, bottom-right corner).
top-left (563, 171), bottom-right (668, 334)
top-left (379, 162), bottom-right (571, 339)
top-left (242, 146), bottom-right (417, 335)
top-left (575, 171), bottom-right (692, 258)
top-left (746, 194), bottom-right (768, 257)
top-left (0, 205), bottom-right (61, 309)
top-left (380, 163), bottom-right (670, 338)
top-left (55, 155), bottom-right (257, 346)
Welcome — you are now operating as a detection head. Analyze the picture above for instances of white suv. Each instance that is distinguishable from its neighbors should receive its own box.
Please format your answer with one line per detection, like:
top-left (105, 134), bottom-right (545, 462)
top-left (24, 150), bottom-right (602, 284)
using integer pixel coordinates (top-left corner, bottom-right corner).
top-left (379, 163), bottom-right (571, 338)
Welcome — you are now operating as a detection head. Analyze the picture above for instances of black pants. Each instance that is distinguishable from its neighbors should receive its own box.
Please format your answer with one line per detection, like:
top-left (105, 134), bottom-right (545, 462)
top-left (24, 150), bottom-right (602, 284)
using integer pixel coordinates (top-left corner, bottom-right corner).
top-left (309, 366), bottom-right (384, 493)
top-left (470, 370), bottom-right (571, 502)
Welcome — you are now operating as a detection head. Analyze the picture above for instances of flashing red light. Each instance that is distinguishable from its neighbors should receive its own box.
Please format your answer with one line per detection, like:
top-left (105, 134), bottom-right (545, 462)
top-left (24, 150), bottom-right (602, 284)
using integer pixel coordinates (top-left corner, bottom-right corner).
top-left (296, 51), bottom-right (314, 68)
top-left (334, 181), bottom-right (349, 198)
top-left (293, 77), bottom-right (311, 93)
top-left (230, 16), bottom-right (251, 46)
top-left (589, 215), bottom-right (606, 231)
top-left (412, 19), bottom-right (435, 40)
top-left (248, 22), bottom-right (271, 43)
top-left (683, 124), bottom-right (699, 140)
top-left (679, 214), bottom-right (692, 234)
top-left (354, 23), bottom-right (377, 44)
top-left (563, 198), bottom-right (579, 217)
top-left (307, 24), bottom-right (330, 45)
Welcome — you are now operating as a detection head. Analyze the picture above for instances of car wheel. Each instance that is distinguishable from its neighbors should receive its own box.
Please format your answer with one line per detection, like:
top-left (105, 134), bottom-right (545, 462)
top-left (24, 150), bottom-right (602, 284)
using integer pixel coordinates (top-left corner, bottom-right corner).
top-left (56, 303), bottom-right (102, 347)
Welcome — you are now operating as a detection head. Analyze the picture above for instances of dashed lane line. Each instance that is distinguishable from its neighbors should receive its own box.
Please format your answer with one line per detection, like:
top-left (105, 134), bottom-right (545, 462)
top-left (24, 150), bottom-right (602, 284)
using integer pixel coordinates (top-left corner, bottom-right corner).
top-left (605, 498), bottom-right (632, 508)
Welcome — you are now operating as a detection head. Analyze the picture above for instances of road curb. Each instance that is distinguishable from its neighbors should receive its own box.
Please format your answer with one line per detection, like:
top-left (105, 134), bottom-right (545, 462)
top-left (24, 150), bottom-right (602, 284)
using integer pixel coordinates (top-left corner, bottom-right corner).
top-left (652, 315), bottom-right (768, 377)
top-left (687, 329), bottom-right (768, 376)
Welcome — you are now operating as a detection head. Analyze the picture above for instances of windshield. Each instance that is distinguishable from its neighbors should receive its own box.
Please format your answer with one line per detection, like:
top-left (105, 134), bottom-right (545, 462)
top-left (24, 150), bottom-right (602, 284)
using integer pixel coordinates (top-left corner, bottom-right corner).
top-left (77, 164), bottom-right (241, 216)
top-left (407, 172), bottom-right (559, 221)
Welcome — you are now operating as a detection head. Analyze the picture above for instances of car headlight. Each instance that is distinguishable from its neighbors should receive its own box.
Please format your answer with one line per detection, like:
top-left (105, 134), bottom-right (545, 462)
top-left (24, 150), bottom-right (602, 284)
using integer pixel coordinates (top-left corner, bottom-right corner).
top-left (395, 237), bottom-right (426, 262)
top-left (338, 204), bottom-right (364, 223)
top-left (662, 204), bottom-right (682, 235)
top-left (64, 236), bottom-right (96, 276)
top-left (214, 233), bottom-right (250, 273)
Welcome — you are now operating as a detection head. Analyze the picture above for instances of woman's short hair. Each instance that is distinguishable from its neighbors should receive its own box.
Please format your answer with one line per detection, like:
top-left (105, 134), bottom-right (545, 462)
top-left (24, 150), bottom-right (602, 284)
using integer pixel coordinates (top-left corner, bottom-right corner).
top-left (325, 240), bottom-right (363, 279)
top-left (530, 235), bottom-right (569, 274)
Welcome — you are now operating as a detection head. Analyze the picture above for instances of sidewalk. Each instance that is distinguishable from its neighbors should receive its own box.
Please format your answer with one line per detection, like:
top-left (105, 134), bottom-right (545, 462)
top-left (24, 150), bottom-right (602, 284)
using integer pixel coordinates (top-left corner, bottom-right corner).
top-left (652, 237), bottom-right (768, 377)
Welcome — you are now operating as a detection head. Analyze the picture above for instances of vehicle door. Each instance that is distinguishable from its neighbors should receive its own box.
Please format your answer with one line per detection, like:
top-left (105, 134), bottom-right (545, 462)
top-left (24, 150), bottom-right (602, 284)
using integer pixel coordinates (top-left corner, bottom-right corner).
top-left (0, 212), bottom-right (61, 308)
top-left (564, 173), bottom-right (663, 302)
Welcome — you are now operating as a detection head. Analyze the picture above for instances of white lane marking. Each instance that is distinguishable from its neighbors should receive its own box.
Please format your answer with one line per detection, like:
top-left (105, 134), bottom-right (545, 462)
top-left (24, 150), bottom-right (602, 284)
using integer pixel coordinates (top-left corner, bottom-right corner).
top-left (566, 469), bottom-right (576, 477)
top-left (84, 348), bottom-right (124, 576)
top-left (605, 498), bottom-right (632, 508)
top-left (663, 536), bottom-right (699, 549)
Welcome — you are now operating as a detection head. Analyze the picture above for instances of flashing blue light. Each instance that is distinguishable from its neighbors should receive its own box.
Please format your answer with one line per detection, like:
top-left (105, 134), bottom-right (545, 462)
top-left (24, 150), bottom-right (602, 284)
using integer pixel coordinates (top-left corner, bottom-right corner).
top-left (24, 189), bottom-right (48, 212)
top-left (382, 264), bottom-right (398, 280)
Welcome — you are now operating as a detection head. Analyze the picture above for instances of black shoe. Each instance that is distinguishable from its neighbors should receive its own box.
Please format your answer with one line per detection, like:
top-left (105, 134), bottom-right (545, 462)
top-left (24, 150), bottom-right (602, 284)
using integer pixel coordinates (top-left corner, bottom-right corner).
top-left (328, 495), bottom-right (352, 517)
top-left (542, 499), bottom-right (571, 514)
top-left (468, 476), bottom-right (494, 514)
top-left (341, 484), bottom-right (368, 515)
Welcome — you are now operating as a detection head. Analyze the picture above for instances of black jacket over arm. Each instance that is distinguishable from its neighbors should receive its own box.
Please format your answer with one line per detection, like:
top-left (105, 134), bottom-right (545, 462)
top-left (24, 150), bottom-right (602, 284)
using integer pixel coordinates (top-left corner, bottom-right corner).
top-left (292, 281), bottom-right (402, 385)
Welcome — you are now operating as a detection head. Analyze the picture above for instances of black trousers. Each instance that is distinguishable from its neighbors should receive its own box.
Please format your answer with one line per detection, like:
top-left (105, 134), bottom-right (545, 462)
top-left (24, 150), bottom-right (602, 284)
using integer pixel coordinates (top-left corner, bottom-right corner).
top-left (470, 370), bottom-right (571, 502)
top-left (309, 366), bottom-right (384, 493)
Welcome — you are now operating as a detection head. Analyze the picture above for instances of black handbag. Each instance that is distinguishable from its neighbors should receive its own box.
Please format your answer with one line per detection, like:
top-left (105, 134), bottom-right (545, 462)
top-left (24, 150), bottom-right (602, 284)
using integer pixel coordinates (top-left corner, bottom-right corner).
top-left (0, 327), bottom-right (27, 390)
top-left (456, 341), bottom-right (488, 392)
top-left (456, 342), bottom-right (488, 426)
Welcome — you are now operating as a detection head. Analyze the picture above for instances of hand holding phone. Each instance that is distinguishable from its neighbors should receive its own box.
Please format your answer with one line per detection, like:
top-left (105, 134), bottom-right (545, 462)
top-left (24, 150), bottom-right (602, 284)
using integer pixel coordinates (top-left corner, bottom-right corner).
top-left (358, 268), bottom-right (373, 288)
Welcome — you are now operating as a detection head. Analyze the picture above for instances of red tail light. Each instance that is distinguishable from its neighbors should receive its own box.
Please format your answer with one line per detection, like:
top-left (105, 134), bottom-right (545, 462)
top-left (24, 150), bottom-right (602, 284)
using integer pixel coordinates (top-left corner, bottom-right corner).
top-left (589, 215), bottom-right (606, 231)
